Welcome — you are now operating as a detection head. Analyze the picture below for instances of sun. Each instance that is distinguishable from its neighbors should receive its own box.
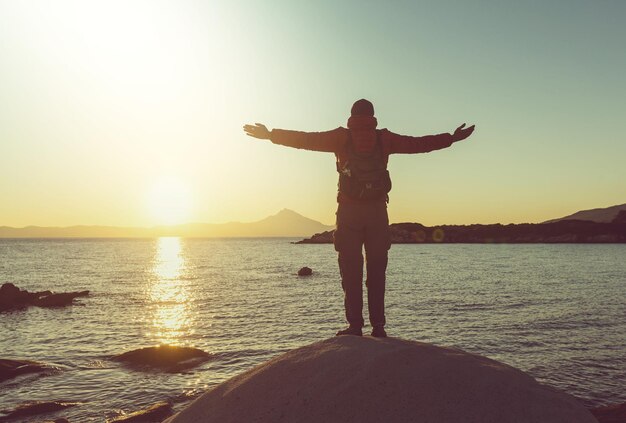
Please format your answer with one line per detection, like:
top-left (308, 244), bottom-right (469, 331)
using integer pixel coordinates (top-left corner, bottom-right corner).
top-left (147, 177), bottom-right (192, 226)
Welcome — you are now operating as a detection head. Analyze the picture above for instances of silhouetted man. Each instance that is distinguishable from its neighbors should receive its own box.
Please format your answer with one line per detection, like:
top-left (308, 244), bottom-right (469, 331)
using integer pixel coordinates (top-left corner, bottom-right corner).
top-left (244, 99), bottom-right (474, 337)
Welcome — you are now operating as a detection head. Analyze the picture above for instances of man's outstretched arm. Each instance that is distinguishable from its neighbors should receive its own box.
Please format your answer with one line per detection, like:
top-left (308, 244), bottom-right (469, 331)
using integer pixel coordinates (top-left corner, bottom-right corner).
top-left (243, 123), bottom-right (343, 153)
top-left (386, 123), bottom-right (475, 154)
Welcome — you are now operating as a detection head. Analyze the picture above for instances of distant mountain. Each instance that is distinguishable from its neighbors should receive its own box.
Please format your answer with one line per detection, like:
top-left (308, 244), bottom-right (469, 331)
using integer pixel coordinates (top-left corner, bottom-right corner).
top-left (0, 209), bottom-right (334, 238)
top-left (174, 209), bottom-right (334, 237)
top-left (543, 203), bottom-right (626, 223)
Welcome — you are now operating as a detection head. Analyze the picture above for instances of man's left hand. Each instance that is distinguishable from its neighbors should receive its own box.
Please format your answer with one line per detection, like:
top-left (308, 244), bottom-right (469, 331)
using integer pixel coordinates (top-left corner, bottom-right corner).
top-left (451, 123), bottom-right (475, 142)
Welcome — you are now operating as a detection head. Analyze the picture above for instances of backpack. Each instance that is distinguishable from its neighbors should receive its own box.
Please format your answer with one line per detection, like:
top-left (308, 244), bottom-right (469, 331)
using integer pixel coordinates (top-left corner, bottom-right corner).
top-left (337, 131), bottom-right (392, 201)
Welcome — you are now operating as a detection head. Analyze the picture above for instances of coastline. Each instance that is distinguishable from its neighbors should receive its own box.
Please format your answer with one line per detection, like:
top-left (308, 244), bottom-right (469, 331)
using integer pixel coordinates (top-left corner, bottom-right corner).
top-left (296, 220), bottom-right (626, 244)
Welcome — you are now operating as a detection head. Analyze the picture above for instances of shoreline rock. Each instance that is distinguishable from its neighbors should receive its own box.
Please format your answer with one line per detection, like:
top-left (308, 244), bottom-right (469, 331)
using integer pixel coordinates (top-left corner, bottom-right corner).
top-left (164, 336), bottom-right (596, 423)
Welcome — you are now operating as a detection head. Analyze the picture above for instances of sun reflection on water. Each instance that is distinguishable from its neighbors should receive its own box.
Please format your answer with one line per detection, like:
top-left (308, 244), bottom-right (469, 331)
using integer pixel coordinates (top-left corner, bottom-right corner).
top-left (149, 237), bottom-right (195, 345)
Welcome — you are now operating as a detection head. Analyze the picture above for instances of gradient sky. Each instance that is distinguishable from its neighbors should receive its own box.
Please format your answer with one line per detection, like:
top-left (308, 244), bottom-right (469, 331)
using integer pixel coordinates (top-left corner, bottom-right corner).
top-left (1, 0), bottom-right (625, 227)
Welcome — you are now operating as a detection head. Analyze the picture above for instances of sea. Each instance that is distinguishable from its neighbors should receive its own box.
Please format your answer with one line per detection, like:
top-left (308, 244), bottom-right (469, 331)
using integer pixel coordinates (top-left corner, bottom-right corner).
top-left (1, 238), bottom-right (625, 422)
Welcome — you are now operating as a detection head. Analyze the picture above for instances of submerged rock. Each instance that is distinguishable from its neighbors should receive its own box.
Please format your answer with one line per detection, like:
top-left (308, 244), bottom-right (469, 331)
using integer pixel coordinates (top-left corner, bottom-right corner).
top-left (108, 401), bottom-right (173, 422)
top-left (0, 283), bottom-right (89, 312)
top-left (32, 291), bottom-right (89, 308)
top-left (590, 401), bottom-right (626, 423)
top-left (0, 401), bottom-right (79, 422)
top-left (0, 358), bottom-right (50, 383)
top-left (112, 345), bottom-right (211, 372)
top-left (165, 336), bottom-right (596, 423)
top-left (297, 266), bottom-right (313, 276)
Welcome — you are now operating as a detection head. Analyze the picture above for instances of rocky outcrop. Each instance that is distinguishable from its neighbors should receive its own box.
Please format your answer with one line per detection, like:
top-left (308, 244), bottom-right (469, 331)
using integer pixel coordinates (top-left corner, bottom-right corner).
top-left (112, 345), bottom-right (211, 372)
top-left (295, 231), bottom-right (333, 244)
top-left (297, 266), bottom-right (313, 276)
top-left (0, 283), bottom-right (89, 312)
top-left (164, 336), bottom-right (596, 423)
top-left (0, 358), bottom-right (52, 383)
top-left (108, 401), bottom-right (173, 422)
top-left (0, 401), bottom-right (79, 422)
top-left (590, 401), bottom-right (626, 423)
top-left (297, 220), bottom-right (626, 244)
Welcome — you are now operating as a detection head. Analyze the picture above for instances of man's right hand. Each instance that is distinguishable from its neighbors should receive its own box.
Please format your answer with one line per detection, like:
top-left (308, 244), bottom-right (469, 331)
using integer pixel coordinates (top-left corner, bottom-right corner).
top-left (243, 123), bottom-right (271, 140)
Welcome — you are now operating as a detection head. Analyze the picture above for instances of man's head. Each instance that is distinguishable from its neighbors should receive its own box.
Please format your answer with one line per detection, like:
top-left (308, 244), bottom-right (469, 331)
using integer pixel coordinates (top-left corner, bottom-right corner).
top-left (351, 99), bottom-right (375, 117)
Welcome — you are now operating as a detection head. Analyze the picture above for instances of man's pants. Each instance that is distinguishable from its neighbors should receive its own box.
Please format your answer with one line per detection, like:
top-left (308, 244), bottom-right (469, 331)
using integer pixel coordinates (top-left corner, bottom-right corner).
top-left (333, 201), bottom-right (391, 328)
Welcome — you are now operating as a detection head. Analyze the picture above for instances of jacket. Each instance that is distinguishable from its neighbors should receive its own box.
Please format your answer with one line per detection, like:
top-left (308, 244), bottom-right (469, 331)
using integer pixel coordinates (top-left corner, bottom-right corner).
top-left (269, 116), bottom-right (455, 202)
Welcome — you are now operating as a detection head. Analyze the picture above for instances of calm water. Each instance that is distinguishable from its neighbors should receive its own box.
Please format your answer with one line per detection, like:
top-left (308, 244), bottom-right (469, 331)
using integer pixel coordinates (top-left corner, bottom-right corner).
top-left (1, 239), bottom-right (625, 421)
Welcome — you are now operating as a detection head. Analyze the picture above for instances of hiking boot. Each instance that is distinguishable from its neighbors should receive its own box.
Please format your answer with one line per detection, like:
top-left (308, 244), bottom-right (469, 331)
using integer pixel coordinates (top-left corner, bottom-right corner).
top-left (336, 326), bottom-right (363, 336)
top-left (371, 326), bottom-right (387, 338)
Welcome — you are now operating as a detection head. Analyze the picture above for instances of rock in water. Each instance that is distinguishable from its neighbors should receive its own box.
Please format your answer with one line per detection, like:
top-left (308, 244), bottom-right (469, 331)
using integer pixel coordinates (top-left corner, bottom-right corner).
top-left (0, 282), bottom-right (89, 312)
top-left (164, 337), bottom-right (596, 423)
top-left (108, 401), bottom-right (173, 422)
top-left (0, 283), bottom-right (35, 311)
top-left (112, 345), bottom-right (211, 372)
top-left (297, 266), bottom-right (313, 276)
top-left (0, 358), bottom-right (51, 382)
top-left (0, 401), bottom-right (79, 422)
top-left (32, 291), bottom-right (89, 308)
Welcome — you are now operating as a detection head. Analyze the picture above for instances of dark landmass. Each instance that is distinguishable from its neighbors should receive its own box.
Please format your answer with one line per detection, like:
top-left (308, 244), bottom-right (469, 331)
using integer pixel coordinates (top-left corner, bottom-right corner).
top-left (544, 203), bottom-right (626, 223)
top-left (112, 345), bottom-right (212, 372)
top-left (298, 212), bottom-right (626, 244)
top-left (0, 209), bottom-right (333, 238)
top-left (0, 283), bottom-right (89, 312)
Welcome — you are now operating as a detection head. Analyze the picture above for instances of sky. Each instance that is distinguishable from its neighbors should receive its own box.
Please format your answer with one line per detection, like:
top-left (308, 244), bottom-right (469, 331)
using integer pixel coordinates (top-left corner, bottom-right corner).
top-left (1, 0), bottom-right (625, 227)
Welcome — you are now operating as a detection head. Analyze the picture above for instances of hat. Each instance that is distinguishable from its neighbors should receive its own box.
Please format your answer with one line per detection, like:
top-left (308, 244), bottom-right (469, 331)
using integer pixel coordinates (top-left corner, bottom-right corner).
top-left (351, 99), bottom-right (375, 117)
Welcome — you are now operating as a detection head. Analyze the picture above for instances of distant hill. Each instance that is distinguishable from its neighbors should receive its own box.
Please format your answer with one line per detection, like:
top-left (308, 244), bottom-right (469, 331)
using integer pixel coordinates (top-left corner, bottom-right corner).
top-left (298, 220), bottom-right (626, 244)
top-left (0, 209), bottom-right (334, 238)
top-left (543, 203), bottom-right (626, 223)
top-left (297, 203), bottom-right (626, 244)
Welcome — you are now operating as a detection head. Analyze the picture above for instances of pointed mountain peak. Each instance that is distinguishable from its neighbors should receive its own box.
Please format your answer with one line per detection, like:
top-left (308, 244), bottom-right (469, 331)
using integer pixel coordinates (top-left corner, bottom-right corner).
top-left (275, 208), bottom-right (301, 217)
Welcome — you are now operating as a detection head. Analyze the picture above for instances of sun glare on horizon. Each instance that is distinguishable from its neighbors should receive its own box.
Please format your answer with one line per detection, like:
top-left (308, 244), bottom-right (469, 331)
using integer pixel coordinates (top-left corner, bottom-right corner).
top-left (147, 177), bottom-right (192, 226)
